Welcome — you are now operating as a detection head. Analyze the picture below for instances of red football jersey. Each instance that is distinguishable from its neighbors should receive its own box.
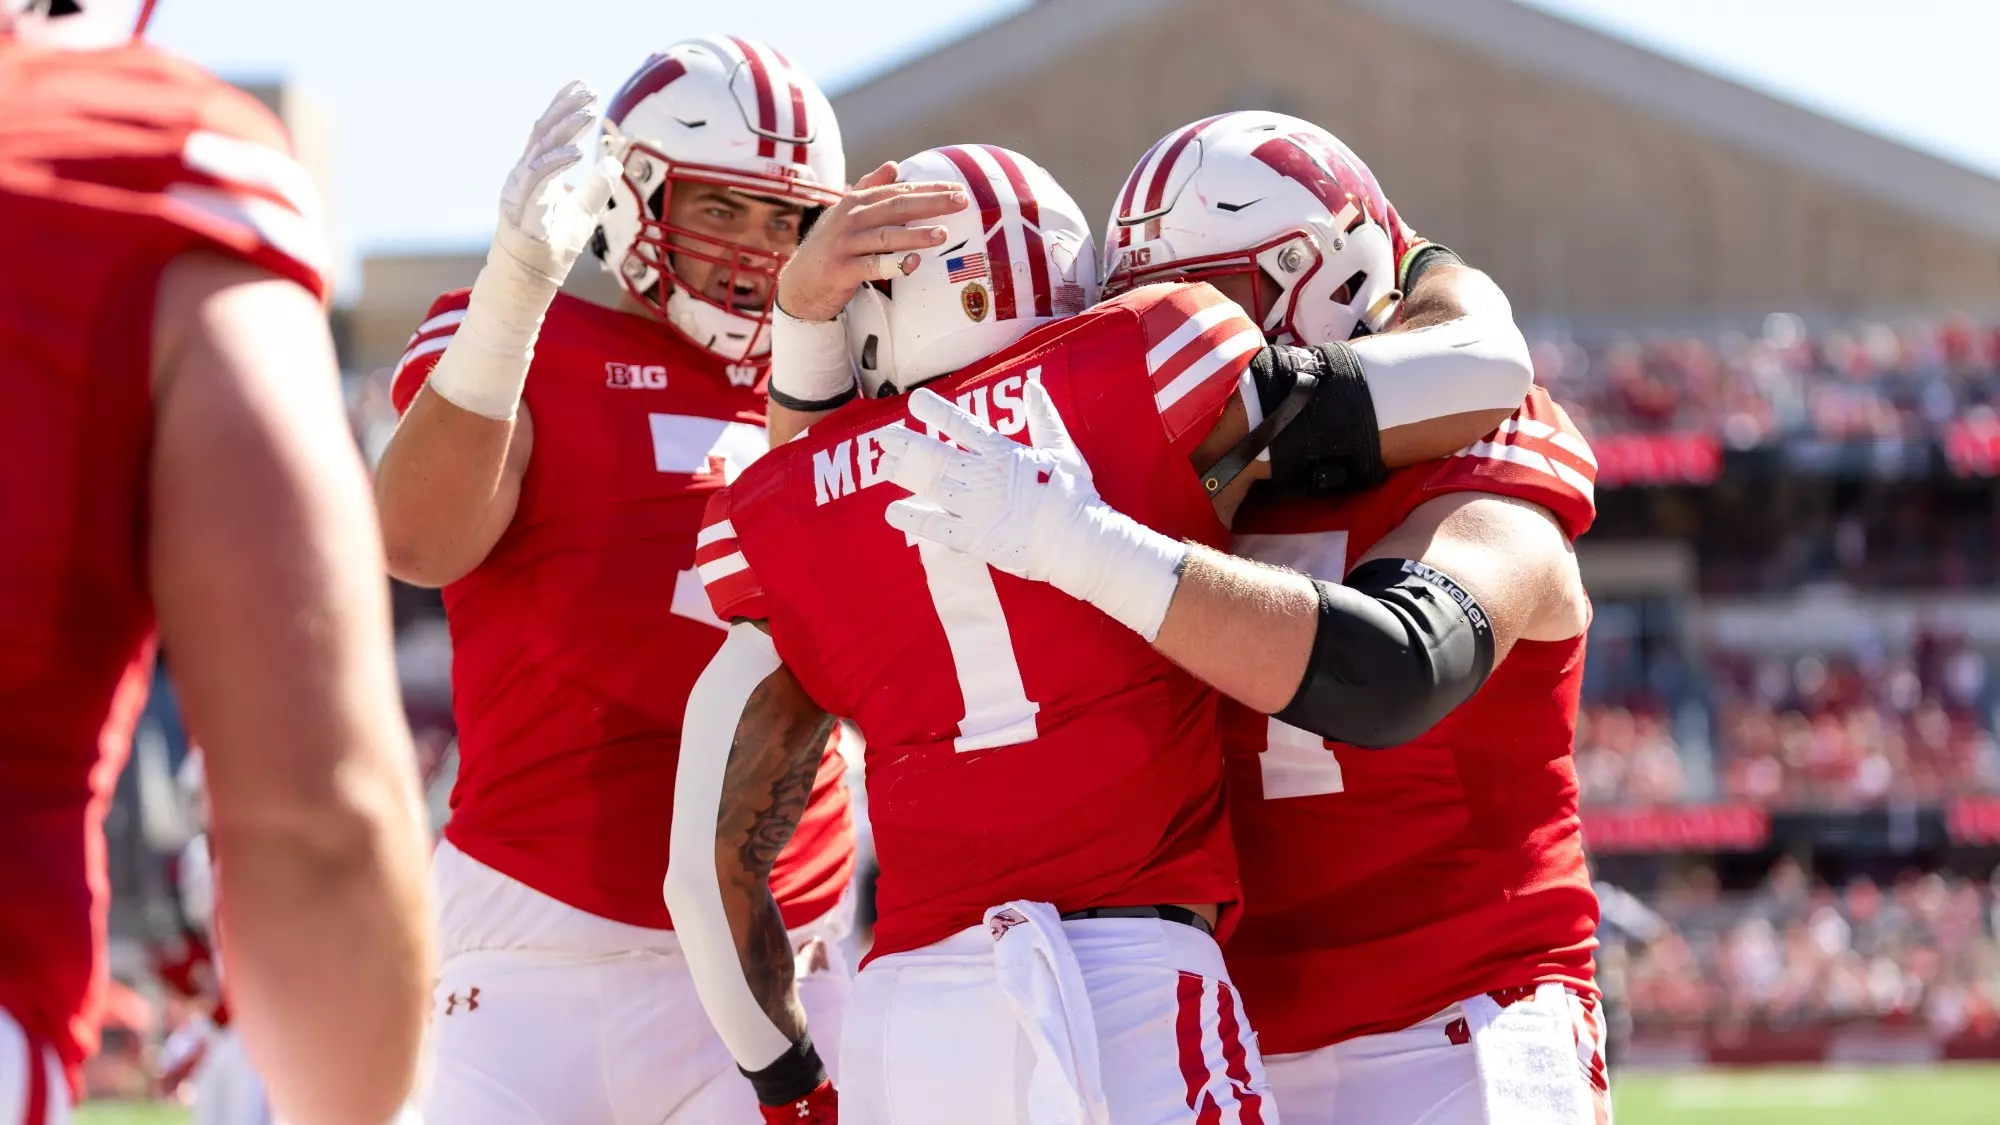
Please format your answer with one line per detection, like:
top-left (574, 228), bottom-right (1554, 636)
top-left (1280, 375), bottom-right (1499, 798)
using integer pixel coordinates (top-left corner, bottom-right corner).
top-left (0, 41), bottom-right (328, 1082)
top-left (392, 291), bottom-right (853, 930)
top-left (701, 283), bottom-right (1262, 960)
top-left (1220, 387), bottom-right (1602, 1055)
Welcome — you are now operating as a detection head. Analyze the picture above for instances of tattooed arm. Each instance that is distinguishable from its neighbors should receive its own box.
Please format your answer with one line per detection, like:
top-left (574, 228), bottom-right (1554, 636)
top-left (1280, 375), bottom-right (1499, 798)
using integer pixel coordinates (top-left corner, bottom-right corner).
top-left (666, 620), bottom-right (836, 1105)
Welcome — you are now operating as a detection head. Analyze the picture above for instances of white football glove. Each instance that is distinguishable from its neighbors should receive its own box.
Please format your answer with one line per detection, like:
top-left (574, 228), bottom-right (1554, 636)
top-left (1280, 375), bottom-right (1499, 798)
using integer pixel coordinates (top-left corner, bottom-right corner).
top-left (875, 381), bottom-right (1189, 641)
top-left (427, 80), bottom-right (621, 420)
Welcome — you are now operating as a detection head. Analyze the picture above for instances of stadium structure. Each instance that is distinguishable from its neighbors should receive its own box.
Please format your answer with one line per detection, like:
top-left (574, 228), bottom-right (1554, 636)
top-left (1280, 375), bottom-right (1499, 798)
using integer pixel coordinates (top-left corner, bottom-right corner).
top-left (101, 0), bottom-right (2000, 1111)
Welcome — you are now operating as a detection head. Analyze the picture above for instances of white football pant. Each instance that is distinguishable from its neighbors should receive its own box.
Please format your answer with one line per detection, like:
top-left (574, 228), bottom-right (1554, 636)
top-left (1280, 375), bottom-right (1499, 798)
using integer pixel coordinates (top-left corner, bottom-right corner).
top-left (841, 904), bottom-right (1272, 1125)
top-left (0, 1009), bottom-right (68, 1125)
top-left (419, 841), bottom-right (851, 1125)
top-left (1264, 983), bottom-right (1610, 1125)
top-left (189, 1025), bottom-right (272, 1125)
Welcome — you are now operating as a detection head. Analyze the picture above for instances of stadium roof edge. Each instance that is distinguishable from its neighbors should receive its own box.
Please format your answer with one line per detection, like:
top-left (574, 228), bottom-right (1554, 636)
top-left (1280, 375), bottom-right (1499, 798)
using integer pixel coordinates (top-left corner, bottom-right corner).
top-left (832, 0), bottom-right (2000, 244)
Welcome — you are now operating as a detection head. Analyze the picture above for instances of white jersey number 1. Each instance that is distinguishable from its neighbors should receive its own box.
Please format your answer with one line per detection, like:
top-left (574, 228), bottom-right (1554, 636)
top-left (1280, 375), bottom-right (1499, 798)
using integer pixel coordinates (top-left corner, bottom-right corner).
top-left (910, 535), bottom-right (1040, 752)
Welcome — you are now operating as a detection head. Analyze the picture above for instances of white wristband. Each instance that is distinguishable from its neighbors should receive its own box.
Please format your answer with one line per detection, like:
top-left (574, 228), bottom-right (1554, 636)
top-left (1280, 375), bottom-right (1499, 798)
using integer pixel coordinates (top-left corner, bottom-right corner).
top-left (1051, 502), bottom-right (1190, 643)
top-left (426, 234), bottom-right (562, 421)
top-left (770, 303), bottom-right (857, 408)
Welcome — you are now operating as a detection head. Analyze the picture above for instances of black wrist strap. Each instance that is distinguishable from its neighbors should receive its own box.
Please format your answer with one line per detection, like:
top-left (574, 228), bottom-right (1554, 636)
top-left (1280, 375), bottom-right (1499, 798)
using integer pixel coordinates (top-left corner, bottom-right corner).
top-left (741, 1034), bottom-right (827, 1107)
top-left (768, 382), bottom-right (857, 413)
top-left (1198, 366), bottom-right (1317, 497)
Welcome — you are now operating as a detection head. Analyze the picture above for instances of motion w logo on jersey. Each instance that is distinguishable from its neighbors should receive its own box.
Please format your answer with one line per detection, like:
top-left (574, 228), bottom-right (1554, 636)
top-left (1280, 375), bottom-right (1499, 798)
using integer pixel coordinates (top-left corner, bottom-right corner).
top-left (605, 361), bottom-right (668, 389)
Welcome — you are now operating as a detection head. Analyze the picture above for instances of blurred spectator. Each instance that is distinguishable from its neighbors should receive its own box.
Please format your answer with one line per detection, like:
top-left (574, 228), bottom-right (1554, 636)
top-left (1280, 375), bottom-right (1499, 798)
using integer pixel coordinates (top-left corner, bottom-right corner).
top-left (1537, 312), bottom-right (2000, 447)
top-left (1623, 864), bottom-right (2000, 1036)
top-left (1581, 633), bottom-right (2000, 808)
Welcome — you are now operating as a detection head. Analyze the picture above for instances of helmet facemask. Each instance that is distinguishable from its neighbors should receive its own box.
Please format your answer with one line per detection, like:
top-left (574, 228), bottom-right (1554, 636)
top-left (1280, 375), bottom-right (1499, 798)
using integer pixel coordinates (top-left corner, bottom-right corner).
top-left (606, 141), bottom-right (834, 364)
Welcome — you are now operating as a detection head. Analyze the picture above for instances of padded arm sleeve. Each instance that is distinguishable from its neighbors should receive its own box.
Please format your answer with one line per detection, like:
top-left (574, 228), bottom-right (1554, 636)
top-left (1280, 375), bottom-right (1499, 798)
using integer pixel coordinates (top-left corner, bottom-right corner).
top-left (1275, 557), bottom-right (1497, 748)
top-left (663, 624), bottom-right (799, 1071)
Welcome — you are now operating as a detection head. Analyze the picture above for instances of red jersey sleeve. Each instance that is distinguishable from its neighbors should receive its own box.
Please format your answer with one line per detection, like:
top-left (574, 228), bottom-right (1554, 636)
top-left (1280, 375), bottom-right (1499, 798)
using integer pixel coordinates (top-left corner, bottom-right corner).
top-left (388, 289), bottom-right (474, 414)
top-left (696, 488), bottom-right (770, 622)
top-left (1419, 387), bottom-right (1597, 538)
top-left (2, 46), bottom-right (332, 301)
top-left (163, 78), bottom-right (330, 302)
top-left (1098, 281), bottom-right (1264, 456)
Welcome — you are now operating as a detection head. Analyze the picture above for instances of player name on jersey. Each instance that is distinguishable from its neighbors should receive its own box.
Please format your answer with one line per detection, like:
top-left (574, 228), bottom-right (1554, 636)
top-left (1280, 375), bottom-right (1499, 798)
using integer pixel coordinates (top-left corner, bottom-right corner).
top-left (809, 371), bottom-right (1037, 506)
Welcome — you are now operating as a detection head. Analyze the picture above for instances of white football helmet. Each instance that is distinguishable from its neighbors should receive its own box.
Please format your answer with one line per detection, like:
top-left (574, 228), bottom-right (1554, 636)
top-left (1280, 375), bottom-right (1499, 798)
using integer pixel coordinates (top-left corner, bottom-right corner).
top-left (1104, 112), bottom-right (1419, 346)
top-left (2, 0), bottom-right (156, 46)
top-left (597, 35), bottom-right (844, 365)
top-left (846, 144), bottom-right (1096, 397)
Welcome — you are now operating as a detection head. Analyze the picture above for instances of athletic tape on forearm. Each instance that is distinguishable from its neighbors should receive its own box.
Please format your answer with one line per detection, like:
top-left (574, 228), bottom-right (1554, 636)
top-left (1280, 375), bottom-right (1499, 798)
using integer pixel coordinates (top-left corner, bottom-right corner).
top-left (1350, 310), bottom-right (1533, 431)
top-left (1052, 503), bottom-right (1189, 643)
top-left (770, 304), bottom-right (858, 411)
top-left (425, 235), bottom-right (562, 420)
top-left (663, 623), bottom-right (798, 1071)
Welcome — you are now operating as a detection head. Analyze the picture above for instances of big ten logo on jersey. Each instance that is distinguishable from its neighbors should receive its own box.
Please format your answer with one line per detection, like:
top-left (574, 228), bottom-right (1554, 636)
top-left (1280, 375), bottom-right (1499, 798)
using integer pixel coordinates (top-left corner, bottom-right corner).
top-left (606, 362), bottom-right (668, 389)
top-left (810, 366), bottom-right (1041, 507)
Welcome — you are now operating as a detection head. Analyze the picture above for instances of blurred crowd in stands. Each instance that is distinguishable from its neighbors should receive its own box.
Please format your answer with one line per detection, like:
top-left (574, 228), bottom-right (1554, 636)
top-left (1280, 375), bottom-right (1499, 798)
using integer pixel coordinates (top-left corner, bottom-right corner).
top-left (1532, 312), bottom-right (2000, 446)
top-left (1577, 631), bottom-right (2000, 808)
top-left (1606, 859), bottom-right (2000, 1038)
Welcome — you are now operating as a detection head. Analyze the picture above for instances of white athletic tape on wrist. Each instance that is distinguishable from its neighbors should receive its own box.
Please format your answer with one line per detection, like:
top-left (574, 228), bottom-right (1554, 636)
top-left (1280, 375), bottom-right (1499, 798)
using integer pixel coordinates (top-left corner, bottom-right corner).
top-left (1054, 505), bottom-right (1188, 643)
top-left (770, 303), bottom-right (857, 406)
top-left (425, 236), bottom-right (562, 420)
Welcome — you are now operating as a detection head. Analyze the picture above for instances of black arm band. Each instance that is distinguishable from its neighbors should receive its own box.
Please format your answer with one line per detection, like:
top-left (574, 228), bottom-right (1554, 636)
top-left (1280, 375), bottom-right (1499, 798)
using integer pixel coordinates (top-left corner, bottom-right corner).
top-left (1196, 342), bottom-right (1388, 500)
top-left (768, 381), bottom-right (858, 413)
top-left (1275, 557), bottom-right (1497, 749)
top-left (741, 1034), bottom-right (827, 1107)
top-left (1400, 243), bottom-right (1466, 294)
top-left (1266, 341), bottom-right (1386, 497)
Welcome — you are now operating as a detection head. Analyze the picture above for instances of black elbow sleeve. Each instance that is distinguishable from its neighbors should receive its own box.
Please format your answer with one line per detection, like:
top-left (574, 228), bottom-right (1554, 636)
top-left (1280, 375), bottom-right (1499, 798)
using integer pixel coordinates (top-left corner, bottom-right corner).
top-left (1274, 557), bottom-right (1497, 749)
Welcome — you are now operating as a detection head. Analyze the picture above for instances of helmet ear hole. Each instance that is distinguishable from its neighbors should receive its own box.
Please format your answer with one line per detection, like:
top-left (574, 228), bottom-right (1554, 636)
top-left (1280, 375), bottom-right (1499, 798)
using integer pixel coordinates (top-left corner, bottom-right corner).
top-left (589, 227), bottom-right (609, 262)
top-left (860, 334), bottom-right (880, 374)
top-left (1329, 270), bottom-right (1368, 306)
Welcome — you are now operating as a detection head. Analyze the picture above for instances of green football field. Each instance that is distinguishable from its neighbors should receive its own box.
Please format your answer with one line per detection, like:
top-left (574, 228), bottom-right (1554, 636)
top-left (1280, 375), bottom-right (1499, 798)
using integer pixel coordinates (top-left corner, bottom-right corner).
top-left (73, 1065), bottom-right (2000, 1124)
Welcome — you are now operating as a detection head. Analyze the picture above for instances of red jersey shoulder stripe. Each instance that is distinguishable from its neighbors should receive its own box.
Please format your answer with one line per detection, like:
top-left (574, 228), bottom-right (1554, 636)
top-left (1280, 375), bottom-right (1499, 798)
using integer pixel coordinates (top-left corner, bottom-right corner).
top-left (389, 290), bottom-right (474, 413)
top-left (697, 490), bottom-right (769, 621)
top-left (1136, 285), bottom-right (1264, 431)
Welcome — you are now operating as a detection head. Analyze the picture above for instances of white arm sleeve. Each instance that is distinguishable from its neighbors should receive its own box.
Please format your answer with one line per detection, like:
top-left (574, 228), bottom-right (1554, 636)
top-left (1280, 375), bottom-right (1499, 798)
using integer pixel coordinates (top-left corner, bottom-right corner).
top-left (1351, 309), bottom-right (1533, 431)
top-left (664, 622), bottom-right (797, 1071)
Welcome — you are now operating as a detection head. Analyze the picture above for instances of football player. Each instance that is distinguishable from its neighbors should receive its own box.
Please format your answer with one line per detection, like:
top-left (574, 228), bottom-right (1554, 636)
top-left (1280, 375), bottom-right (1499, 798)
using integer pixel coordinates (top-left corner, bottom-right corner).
top-left (664, 138), bottom-right (1532, 1122)
top-left (890, 113), bottom-right (1609, 1125)
top-left (0, 3), bottom-right (433, 1124)
top-left (370, 36), bottom-right (862, 1125)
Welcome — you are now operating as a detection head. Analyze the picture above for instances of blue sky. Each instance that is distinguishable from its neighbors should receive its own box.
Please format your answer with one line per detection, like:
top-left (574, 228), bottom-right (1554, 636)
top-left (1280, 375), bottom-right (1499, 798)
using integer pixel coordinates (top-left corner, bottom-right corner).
top-left (147, 0), bottom-right (2000, 289)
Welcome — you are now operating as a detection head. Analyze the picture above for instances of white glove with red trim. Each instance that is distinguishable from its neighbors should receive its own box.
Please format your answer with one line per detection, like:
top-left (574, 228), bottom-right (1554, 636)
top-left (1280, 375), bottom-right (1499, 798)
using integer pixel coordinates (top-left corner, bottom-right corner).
top-left (875, 382), bottom-right (1188, 641)
top-left (428, 81), bottom-right (620, 420)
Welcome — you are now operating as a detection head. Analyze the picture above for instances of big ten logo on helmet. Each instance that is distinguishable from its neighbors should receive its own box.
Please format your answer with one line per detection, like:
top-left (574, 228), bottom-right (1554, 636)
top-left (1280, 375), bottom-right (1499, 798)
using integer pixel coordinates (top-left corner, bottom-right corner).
top-left (810, 368), bottom-right (1039, 506)
top-left (606, 362), bottom-right (668, 389)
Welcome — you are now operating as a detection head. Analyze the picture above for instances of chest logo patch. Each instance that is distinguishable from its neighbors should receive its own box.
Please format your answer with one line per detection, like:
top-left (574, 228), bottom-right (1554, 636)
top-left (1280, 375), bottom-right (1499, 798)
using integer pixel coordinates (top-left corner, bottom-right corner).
top-left (606, 362), bottom-right (668, 389)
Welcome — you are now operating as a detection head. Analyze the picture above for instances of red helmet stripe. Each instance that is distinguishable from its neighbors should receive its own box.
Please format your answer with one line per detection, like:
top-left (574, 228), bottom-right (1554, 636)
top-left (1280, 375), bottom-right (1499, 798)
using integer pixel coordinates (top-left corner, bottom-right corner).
top-left (1144, 113), bottom-right (1216, 234)
top-left (937, 145), bottom-right (1016, 321)
top-left (786, 72), bottom-right (810, 165)
top-left (607, 55), bottom-right (688, 125)
top-left (1115, 135), bottom-right (1169, 247)
top-left (980, 146), bottom-right (1052, 318)
top-left (728, 36), bottom-right (781, 159)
